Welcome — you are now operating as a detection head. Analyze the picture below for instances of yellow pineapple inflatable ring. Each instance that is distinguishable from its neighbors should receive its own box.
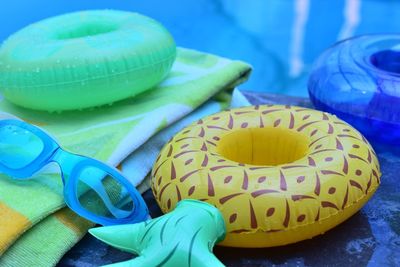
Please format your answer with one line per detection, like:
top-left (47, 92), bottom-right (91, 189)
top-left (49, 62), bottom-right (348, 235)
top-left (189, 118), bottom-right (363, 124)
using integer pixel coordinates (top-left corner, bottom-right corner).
top-left (151, 105), bottom-right (381, 248)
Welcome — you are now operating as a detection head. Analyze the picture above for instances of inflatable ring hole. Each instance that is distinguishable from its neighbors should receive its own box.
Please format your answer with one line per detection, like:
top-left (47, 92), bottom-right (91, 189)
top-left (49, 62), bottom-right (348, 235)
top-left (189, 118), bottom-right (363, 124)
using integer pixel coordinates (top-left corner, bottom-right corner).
top-left (56, 22), bottom-right (118, 40)
top-left (217, 127), bottom-right (310, 166)
top-left (370, 49), bottom-right (400, 75)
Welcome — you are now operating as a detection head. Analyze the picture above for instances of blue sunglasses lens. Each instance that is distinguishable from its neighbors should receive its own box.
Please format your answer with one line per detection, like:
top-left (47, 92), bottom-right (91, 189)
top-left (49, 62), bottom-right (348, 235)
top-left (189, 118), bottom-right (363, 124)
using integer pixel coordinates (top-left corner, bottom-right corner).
top-left (0, 124), bottom-right (44, 169)
top-left (75, 166), bottom-right (134, 220)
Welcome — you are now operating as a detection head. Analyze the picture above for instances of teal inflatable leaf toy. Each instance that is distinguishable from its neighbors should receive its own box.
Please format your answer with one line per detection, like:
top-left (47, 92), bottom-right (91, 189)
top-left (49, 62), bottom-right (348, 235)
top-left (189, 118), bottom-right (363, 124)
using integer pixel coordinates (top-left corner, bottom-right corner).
top-left (89, 199), bottom-right (226, 267)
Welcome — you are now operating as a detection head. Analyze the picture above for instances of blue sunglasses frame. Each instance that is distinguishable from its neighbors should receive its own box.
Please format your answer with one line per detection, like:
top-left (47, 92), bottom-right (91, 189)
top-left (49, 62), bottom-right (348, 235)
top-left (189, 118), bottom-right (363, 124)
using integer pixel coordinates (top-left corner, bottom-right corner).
top-left (0, 119), bottom-right (149, 225)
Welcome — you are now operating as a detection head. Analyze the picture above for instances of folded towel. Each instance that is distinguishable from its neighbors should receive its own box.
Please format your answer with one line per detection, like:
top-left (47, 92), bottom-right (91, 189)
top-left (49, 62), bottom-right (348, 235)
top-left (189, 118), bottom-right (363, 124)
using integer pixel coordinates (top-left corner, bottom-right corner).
top-left (0, 48), bottom-right (251, 266)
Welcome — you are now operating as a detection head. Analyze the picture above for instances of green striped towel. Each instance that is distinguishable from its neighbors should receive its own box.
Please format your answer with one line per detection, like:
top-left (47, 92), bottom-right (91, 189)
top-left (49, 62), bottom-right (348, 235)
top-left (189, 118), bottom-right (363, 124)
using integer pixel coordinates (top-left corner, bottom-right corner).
top-left (0, 47), bottom-right (251, 266)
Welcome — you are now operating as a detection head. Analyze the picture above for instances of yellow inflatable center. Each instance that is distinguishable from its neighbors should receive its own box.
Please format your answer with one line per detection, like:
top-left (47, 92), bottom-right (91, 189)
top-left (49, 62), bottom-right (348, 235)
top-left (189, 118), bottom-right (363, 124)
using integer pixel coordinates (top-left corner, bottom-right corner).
top-left (217, 127), bottom-right (309, 166)
top-left (151, 105), bottom-right (381, 248)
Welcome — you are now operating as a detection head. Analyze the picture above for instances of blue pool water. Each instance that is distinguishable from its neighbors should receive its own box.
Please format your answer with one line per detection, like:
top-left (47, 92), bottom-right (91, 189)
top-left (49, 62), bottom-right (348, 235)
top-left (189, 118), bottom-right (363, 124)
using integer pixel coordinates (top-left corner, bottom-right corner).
top-left (1, 0), bottom-right (400, 96)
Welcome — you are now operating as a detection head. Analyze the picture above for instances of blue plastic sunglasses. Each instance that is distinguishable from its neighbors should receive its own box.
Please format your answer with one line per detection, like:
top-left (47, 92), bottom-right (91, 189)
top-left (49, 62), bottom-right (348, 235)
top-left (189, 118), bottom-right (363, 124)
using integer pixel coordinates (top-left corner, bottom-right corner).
top-left (0, 119), bottom-right (149, 225)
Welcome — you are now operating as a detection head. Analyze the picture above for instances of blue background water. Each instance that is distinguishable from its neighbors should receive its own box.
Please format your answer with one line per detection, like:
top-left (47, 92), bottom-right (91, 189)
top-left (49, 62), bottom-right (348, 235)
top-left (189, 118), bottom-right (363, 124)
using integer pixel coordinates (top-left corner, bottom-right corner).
top-left (1, 0), bottom-right (400, 96)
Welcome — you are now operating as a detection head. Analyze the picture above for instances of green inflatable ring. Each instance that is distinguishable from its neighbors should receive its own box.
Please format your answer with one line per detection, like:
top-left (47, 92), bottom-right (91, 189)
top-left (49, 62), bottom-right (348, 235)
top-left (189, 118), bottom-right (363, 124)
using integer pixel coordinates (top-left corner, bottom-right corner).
top-left (0, 10), bottom-right (176, 111)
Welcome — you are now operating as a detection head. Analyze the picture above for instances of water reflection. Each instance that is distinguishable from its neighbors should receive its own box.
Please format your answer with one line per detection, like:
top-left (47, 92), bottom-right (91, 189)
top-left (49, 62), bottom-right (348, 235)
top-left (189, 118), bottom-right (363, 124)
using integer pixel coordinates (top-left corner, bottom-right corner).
top-left (1, 0), bottom-right (400, 96)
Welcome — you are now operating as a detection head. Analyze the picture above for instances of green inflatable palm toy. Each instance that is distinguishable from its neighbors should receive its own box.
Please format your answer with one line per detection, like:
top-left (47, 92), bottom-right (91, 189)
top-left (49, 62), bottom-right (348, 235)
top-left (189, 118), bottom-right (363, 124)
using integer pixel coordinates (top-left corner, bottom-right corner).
top-left (89, 199), bottom-right (226, 267)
